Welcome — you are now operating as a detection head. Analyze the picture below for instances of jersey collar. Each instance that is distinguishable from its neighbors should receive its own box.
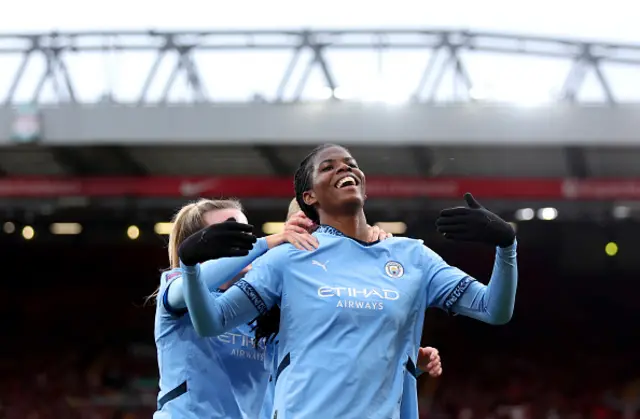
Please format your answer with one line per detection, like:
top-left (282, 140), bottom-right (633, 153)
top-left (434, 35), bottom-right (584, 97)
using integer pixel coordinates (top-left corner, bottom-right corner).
top-left (316, 224), bottom-right (346, 237)
top-left (315, 224), bottom-right (378, 247)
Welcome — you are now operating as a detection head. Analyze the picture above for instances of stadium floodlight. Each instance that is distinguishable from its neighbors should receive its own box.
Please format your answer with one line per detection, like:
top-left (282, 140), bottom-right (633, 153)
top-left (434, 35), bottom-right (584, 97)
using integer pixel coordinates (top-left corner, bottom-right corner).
top-left (127, 225), bottom-right (140, 240)
top-left (537, 207), bottom-right (558, 221)
top-left (3, 222), bottom-right (15, 234)
top-left (154, 222), bottom-right (173, 235)
top-left (612, 206), bottom-right (631, 219)
top-left (514, 208), bottom-right (535, 221)
top-left (50, 223), bottom-right (82, 235)
top-left (262, 222), bottom-right (285, 235)
top-left (605, 242), bottom-right (619, 257)
top-left (22, 225), bottom-right (35, 240)
top-left (375, 222), bottom-right (407, 235)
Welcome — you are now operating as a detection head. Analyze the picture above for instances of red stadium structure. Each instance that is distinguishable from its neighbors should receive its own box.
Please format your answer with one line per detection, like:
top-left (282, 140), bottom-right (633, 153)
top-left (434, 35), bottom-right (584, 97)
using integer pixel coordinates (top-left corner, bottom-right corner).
top-left (1, 29), bottom-right (640, 419)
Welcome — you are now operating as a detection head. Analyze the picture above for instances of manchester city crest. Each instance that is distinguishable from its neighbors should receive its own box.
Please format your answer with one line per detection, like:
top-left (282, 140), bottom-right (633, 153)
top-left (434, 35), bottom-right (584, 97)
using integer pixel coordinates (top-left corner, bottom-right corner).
top-left (384, 261), bottom-right (404, 278)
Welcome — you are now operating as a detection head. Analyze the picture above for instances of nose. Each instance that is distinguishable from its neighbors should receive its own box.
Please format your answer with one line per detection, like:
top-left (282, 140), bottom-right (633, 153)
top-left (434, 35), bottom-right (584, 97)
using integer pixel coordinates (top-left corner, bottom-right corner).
top-left (336, 162), bottom-right (352, 174)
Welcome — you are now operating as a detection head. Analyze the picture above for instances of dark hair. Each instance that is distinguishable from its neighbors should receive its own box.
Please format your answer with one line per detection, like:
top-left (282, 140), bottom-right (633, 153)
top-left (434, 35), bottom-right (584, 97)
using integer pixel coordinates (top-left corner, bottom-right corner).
top-left (253, 143), bottom-right (342, 346)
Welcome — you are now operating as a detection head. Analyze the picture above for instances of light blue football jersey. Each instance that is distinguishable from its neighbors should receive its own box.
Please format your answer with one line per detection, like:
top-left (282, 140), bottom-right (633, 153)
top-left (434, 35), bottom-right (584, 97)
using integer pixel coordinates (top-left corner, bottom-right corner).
top-left (259, 338), bottom-right (279, 419)
top-left (182, 225), bottom-right (517, 419)
top-left (154, 270), bottom-right (268, 419)
top-left (399, 372), bottom-right (420, 419)
top-left (258, 332), bottom-right (414, 418)
top-left (238, 226), bottom-right (516, 419)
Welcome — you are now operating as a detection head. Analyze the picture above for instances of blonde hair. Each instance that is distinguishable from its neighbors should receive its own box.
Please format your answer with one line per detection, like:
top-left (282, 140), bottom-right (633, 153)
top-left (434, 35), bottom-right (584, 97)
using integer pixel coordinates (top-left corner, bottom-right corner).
top-left (286, 198), bottom-right (301, 221)
top-left (146, 198), bottom-right (243, 304)
top-left (168, 198), bottom-right (244, 268)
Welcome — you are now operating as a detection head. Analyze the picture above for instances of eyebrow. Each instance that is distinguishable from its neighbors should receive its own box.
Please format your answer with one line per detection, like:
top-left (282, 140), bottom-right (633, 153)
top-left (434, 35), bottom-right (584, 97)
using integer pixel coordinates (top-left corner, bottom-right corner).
top-left (319, 157), bottom-right (355, 165)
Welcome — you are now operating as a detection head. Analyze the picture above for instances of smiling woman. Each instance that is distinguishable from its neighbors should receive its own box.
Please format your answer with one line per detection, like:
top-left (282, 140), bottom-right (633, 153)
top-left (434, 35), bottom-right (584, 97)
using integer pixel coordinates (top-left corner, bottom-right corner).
top-left (180, 143), bottom-right (518, 419)
top-left (293, 144), bottom-right (369, 239)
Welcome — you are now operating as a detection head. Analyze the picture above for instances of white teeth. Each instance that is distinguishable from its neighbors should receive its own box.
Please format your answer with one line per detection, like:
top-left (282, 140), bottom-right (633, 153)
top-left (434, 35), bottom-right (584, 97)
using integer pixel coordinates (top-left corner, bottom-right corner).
top-left (336, 176), bottom-right (356, 188)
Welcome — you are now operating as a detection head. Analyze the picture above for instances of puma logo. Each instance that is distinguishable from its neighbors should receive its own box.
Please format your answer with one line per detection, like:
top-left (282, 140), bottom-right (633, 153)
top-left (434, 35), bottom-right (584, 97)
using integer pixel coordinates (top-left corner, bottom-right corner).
top-left (311, 260), bottom-right (329, 272)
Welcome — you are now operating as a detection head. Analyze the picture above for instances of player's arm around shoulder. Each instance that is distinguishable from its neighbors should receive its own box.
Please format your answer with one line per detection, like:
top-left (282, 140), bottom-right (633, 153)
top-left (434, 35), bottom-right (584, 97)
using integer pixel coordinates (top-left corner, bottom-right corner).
top-left (265, 211), bottom-right (319, 251)
top-left (233, 242), bottom-right (296, 313)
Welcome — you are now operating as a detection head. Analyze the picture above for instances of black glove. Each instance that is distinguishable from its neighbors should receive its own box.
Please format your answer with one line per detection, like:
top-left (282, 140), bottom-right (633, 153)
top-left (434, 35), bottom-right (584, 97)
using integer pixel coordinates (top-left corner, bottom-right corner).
top-left (435, 193), bottom-right (515, 248)
top-left (178, 220), bottom-right (257, 266)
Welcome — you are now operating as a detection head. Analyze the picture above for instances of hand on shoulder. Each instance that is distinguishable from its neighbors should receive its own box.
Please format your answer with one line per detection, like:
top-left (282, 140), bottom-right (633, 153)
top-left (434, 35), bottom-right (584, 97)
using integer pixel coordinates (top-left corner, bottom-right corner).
top-left (266, 211), bottom-right (319, 251)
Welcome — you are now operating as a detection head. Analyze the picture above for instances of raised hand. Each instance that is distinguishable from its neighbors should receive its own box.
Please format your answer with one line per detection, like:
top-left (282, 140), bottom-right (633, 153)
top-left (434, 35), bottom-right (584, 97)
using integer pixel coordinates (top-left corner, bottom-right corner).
top-left (179, 220), bottom-right (257, 266)
top-left (435, 193), bottom-right (515, 248)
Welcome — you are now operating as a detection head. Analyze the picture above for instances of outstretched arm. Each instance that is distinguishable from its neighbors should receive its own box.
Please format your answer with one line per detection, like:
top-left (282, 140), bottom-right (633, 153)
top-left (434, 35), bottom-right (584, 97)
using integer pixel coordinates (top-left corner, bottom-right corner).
top-left (427, 193), bottom-right (518, 325)
top-left (449, 242), bottom-right (517, 324)
top-left (424, 240), bottom-right (517, 325)
top-left (164, 238), bottom-right (269, 312)
top-left (182, 246), bottom-right (285, 337)
top-left (181, 263), bottom-right (264, 336)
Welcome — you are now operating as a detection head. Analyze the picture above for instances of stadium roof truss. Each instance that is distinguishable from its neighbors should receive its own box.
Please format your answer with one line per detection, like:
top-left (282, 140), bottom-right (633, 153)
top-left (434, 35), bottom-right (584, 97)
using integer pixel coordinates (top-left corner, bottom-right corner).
top-left (1, 29), bottom-right (639, 105)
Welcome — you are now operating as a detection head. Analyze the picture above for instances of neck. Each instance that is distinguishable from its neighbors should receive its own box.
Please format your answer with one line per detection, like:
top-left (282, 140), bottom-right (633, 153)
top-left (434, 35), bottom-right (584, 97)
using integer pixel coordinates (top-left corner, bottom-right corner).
top-left (319, 211), bottom-right (369, 241)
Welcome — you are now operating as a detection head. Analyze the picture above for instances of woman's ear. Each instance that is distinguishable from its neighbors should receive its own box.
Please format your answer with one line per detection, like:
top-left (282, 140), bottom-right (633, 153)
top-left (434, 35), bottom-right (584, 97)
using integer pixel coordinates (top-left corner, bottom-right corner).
top-left (303, 190), bottom-right (317, 207)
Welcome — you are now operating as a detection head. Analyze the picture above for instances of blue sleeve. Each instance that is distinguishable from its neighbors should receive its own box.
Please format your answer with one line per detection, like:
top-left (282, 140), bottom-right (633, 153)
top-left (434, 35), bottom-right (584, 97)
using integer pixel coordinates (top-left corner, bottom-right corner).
top-left (181, 245), bottom-right (286, 337)
top-left (164, 237), bottom-right (269, 313)
top-left (181, 262), bottom-right (262, 337)
top-left (233, 245), bottom-right (286, 311)
top-left (422, 240), bottom-right (518, 325)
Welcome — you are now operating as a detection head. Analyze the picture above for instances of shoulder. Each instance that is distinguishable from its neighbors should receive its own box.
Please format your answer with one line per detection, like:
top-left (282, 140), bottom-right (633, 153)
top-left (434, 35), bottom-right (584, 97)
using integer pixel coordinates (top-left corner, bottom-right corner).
top-left (160, 269), bottom-right (182, 288)
top-left (266, 243), bottom-right (295, 259)
top-left (380, 237), bottom-right (427, 253)
top-left (252, 243), bottom-right (294, 269)
top-left (383, 236), bottom-right (423, 245)
top-left (378, 237), bottom-right (437, 267)
top-left (157, 268), bottom-right (188, 317)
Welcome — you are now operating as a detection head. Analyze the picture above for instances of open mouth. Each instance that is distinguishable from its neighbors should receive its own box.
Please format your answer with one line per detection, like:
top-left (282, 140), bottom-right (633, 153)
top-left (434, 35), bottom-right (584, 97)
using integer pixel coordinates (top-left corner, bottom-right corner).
top-left (335, 175), bottom-right (359, 189)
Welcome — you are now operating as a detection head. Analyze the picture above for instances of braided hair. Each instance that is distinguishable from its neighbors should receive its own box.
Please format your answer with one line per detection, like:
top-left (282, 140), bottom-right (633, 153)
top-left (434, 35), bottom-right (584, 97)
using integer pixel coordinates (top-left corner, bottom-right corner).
top-left (253, 144), bottom-right (341, 346)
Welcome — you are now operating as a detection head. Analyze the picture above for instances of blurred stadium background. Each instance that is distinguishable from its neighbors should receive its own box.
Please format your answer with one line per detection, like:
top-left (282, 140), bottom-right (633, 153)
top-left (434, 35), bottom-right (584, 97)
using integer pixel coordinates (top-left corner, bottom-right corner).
top-left (1, 26), bottom-right (640, 419)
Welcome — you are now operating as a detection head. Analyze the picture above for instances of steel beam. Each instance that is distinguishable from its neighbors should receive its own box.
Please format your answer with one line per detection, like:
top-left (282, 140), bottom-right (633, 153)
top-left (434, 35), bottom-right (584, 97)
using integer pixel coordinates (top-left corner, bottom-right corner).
top-left (560, 45), bottom-right (616, 104)
top-left (1, 29), bottom-right (639, 106)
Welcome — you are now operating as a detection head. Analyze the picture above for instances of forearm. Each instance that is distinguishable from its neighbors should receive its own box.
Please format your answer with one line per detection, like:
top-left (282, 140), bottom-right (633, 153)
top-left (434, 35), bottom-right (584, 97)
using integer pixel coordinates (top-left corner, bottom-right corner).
top-left (166, 237), bottom-right (269, 309)
top-left (181, 262), bottom-right (261, 337)
top-left (452, 239), bottom-right (518, 325)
